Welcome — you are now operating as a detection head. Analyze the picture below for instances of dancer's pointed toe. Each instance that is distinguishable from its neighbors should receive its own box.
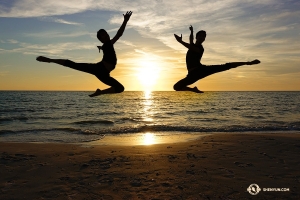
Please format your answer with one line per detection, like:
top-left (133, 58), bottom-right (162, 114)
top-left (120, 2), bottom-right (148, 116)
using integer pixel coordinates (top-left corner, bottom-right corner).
top-left (89, 89), bottom-right (102, 97)
top-left (248, 59), bottom-right (261, 65)
top-left (193, 87), bottom-right (204, 93)
top-left (36, 56), bottom-right (51, 63)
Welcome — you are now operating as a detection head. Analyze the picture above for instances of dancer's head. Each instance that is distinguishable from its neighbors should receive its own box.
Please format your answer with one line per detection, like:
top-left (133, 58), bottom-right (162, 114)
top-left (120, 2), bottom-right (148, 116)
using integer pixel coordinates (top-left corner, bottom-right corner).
top-left (97, 29), bottom-right (110, 43)
top-left (196, 30), bottom-right (206, 44)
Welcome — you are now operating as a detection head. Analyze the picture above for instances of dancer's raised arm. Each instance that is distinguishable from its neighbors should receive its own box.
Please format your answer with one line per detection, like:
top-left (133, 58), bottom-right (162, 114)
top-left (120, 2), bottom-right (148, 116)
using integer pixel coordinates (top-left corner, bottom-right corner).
top-left (189, 25), bottom-right (194, 44)
top-left (174, 34), bottom-right (201, 53)
top-left (111, 11), bottom-right (132, 44)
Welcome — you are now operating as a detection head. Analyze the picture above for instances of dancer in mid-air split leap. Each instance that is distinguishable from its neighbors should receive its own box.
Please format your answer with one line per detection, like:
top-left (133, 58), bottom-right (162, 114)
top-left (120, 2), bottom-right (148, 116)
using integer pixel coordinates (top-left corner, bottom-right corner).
top-left (173, 25), bottom-right (260, 93)
top-left (36, 11), bottom-right (132, 97)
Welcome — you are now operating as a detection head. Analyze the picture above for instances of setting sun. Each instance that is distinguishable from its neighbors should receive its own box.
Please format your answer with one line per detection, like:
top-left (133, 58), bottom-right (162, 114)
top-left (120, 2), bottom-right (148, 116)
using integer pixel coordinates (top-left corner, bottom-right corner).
top-left (136, 60), bottom-right (160, 91)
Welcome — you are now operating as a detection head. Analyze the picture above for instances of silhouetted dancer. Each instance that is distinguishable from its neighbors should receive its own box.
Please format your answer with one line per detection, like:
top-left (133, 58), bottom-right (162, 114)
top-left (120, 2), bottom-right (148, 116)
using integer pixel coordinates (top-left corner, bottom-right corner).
top-left (173, 25), bottom-right (260, 93)
top-left (36, 11), bottom-right (133, 97)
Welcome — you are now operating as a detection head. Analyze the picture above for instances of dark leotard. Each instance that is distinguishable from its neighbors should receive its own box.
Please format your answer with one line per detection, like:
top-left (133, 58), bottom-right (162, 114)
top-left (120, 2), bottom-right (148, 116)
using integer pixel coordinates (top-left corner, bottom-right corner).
top-left (186, 44), bottom-right (204, 71)
top-left (102, 40), bottom-right (117, 65)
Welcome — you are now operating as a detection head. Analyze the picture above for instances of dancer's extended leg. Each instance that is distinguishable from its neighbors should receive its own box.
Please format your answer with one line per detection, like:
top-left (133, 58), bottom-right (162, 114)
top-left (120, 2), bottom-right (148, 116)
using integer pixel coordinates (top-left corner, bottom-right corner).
top-left (37, 56), bottom-right (66, 65)
top-left (89, 76), bottom-right (124, 97)
top-left (173, 59), bottom-right (260, 93)
top-left (36, 56), bottom-right (96, 74)
top-left (207, 59), bottom-right (261, 75)
top-left (228, 59), bottom-right (260, 68)
top-left (173, 74), bottom-right (203, 93)
top-left (88, 62), bottom-right (124, 97)
top-left (37, 56), bottom-right (124, 96)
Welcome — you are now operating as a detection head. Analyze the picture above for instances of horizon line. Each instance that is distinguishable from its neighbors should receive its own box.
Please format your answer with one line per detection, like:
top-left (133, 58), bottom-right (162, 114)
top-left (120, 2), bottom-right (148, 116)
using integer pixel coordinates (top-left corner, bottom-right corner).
top-left (1, 90), bottom-right (300, 92)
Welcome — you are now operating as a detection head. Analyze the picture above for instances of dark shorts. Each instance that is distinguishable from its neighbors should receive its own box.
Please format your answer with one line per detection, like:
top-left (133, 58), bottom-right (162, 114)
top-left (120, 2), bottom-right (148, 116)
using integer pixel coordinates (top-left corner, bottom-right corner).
top-left (64, 60), bottom-right (124, 93)
top-left (174, 63), bottom-right (232, 89)
top-left (187, 63), bottom-right (232, 84)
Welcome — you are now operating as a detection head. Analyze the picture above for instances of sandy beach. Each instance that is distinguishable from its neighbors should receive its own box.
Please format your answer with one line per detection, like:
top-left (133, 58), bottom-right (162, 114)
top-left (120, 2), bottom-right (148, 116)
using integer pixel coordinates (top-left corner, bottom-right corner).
top-left (0, 133), bottom-right (299, 199)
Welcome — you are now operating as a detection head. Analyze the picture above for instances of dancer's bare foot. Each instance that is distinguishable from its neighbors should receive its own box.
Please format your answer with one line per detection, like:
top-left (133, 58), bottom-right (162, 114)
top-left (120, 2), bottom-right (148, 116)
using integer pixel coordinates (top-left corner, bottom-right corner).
top-left (192, 86), bottom-right (204, 93)
top-left (89, 89), bottom-right (102, 97)
top-left (247, 59), bottom-right (260, 65)
top-left (36, 56), bottom-right (52, 63)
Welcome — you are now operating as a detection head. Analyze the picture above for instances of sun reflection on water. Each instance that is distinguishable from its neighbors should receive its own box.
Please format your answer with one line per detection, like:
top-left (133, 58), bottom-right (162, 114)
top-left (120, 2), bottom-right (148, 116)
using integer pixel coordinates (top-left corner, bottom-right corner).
top-left (144, 90), bottom-right (152, 99)
top-left (142, 132), bottom-right (156, 145)
top-left (142, 91), bottom-right (154, 122)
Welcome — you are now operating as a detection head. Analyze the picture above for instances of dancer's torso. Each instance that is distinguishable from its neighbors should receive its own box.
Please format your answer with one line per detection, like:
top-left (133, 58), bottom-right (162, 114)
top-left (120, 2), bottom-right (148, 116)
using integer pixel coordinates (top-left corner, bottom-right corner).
top-left (186, 44), bottom-right (204, 72)
top-left (101, 41), bottom-right (117, 72)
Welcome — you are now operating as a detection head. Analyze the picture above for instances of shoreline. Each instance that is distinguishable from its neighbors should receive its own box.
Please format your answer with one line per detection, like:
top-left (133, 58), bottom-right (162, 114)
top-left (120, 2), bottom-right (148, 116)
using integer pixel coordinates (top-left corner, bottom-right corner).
top-left (1, 133), bottom-right (300, 199)
top-left (1, 131), bottom-right (299, 146)
top-left (86, 131), bottom-right (300, 146)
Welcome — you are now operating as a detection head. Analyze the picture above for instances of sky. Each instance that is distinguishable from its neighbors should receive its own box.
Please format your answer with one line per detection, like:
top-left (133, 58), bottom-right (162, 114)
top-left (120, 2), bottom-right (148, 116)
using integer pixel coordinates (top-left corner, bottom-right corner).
top-left (0, 0), bottom-right (299, 91)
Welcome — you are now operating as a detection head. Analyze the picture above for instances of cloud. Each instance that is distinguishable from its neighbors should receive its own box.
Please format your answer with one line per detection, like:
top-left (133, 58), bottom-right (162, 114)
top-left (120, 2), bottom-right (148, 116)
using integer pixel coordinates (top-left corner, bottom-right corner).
top-left (0, 41), bottom-right (95, 58)
top-left (0, 0), bottom-right (274, 18)
top-left (39, 17), bottom-right (83, 25)
top-left (24, 31), bottom-right (92, 38)
top-left (1, 64), bottom-right (9, 68)
top-left (0, 71), bottom-right (9, 76)
top-left (1, 0), bottom-right (299, 75)
top-left (101, 0), bottom-right (300, 66)
top-left (7, 39), bottom-right (19, 44)
top-left (1, 39), bottom-right (20, 44)
top-left (118, 40), bottom-right (136, 48)
top-left (0, 0), bottom-right (123, 18)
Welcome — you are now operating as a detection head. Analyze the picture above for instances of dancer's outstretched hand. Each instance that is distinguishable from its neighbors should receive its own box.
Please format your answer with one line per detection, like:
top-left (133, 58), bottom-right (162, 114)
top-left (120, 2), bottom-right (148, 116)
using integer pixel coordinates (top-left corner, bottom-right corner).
top-left (123, 11), bottom-right (132, 21)
top-left (174, 34), bottom-right (182, 42)
top-left (189, 25), bottom-right (193, 32)
top-left (97, 46), bottom-right (102, 53)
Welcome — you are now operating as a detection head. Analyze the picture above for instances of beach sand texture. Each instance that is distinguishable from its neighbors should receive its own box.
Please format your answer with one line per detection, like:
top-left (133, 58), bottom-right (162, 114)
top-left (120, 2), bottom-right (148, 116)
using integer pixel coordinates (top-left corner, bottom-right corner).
top-left (0, 133), bottom-right (299, 199)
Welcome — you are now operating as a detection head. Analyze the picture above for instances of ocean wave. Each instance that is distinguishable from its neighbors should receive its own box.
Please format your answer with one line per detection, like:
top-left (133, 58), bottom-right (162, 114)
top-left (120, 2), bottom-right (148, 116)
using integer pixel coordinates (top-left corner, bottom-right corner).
top-left (187, 110), bottom-right (210, 114)
top-left (73, 119), bottom-right (114, 125)
top-left (189, 118), bottom-right (221, 122)
top-left (0, 128), bottom-right (104, 143)
top-left (104, 124), bottom-right (300, 134)
top-left (119, 117), bottom-right (139, 122)
top-left (0, 128), bottom-right (99, 135)
top-left (0, 116), bottom-right (29, 122)
top-left (0, 116), bottom-right (59, 123)
top-left (0, 130), bottom-right (15, 135)
top-left (242, 115), bottom-right (266, 119)
top-left (1, 123), bottom-right (300, 136)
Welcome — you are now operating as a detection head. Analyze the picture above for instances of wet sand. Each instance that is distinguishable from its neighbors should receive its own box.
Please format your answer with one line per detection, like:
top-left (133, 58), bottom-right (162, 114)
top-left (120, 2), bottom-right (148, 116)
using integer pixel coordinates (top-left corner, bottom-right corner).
top-left (0, 133), bottom-right (299, 199)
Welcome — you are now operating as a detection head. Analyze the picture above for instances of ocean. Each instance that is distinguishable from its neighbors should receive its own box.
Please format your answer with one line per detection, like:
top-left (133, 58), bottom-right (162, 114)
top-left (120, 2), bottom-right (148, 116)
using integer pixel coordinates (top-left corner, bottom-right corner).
top-left (0, 91), bottom-right (299, 143)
